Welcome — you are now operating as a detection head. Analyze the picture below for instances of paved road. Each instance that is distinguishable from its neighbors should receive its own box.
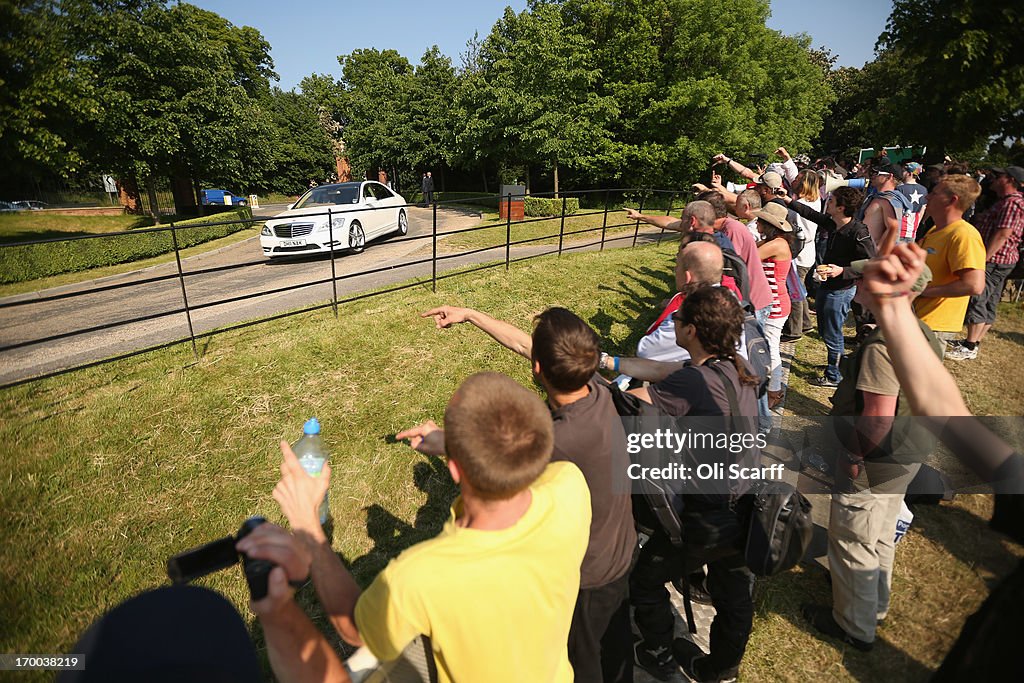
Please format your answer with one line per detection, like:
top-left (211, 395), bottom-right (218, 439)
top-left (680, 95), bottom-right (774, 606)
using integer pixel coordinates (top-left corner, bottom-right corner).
top-left (0, 206), bottom-right (476, 384)
top-left (0, 207), bottom-right (665, 385)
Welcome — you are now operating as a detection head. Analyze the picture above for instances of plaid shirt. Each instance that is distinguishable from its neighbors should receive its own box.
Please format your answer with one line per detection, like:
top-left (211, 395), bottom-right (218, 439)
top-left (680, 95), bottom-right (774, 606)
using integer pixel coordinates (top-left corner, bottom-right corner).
top-left (976, 192), bottom-right (1024, 265)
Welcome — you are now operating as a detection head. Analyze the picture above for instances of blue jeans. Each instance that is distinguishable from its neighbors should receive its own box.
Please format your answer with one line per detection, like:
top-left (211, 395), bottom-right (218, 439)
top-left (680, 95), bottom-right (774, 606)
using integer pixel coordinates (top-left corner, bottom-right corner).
top-left (755, 306), bottom-right (772, 431)
top-left (816, 286), bottom-right (856, 382)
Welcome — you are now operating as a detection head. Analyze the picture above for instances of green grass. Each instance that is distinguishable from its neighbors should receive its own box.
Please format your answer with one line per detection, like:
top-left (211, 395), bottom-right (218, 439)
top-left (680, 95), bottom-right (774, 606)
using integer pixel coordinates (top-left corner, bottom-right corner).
top-left (0, 213), bottom-right (155, 243)
top-left (1, 242), bottom-right (1020, 680)
top-left (433, 206), bottom-right (683, 253)
top-left (258, 193), bottom-right (300, 205)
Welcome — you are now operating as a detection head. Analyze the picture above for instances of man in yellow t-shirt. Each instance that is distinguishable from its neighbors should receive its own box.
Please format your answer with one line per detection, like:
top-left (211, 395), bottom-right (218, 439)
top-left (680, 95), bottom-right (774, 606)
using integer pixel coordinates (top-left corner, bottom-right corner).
top-left (243, 372), bottom-right (591, 683)
top-left (913, 175), bottom-right (986, 336)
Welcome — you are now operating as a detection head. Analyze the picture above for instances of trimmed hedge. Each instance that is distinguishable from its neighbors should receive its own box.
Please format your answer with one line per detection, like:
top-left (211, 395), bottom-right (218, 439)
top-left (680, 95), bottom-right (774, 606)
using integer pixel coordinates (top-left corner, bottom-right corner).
top-left (524, 196), bottom-right (580, 217)
top-left (0, 208), bottom-right (255, 285)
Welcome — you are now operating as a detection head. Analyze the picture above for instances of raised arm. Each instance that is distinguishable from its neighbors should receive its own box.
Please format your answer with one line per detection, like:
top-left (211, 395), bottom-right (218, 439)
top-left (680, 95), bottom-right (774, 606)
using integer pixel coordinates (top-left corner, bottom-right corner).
top-left (271, 442), bottom-right (364, 647)
top-left (624, 208), bottom-right (686, 232)
top-left (422, 306), bottom-right (533, 359)
top-left (713, 153), bottom-right (758, 181)
top-left (782, 194), bottom-right (835, 229)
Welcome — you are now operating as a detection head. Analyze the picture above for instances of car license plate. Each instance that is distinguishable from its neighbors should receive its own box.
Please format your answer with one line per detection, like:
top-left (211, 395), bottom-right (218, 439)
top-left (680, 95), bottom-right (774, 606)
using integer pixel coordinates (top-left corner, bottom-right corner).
top-left (281, 239), bottom-right (306, 247)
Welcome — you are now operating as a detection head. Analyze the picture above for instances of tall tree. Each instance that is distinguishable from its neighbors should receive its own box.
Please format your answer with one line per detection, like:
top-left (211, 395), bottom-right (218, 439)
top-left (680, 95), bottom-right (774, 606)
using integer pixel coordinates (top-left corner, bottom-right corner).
top-left (877, 0), bottom-right (1024, 155)
top-left (335, 49), bottom-right (416, 181)
top-left (63, 0), bottom-right (277, 218)
top-left (472, 4), bottom-right (617, 195)
top-left (264, 88), bottom-right (337, 194)
top-left (0, 0), bottom-right (92, 184)
top-left (408, 46), bottom-right (460, 188)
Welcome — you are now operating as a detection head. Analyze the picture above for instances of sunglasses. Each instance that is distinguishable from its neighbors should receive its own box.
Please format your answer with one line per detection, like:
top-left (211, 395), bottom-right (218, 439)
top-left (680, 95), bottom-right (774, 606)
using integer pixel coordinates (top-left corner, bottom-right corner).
top-left (672, 311), bottom-right (686, 323)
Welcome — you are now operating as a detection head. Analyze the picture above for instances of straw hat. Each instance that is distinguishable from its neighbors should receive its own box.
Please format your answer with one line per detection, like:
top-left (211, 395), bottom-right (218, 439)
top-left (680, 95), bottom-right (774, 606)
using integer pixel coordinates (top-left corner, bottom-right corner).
top-left (751, 202), bottom-right (793, 232)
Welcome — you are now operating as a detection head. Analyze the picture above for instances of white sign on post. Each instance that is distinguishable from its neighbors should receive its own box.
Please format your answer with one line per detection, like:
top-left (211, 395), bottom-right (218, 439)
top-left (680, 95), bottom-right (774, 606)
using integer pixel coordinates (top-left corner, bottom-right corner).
top-left (102, 174), bottom-right (117, 193)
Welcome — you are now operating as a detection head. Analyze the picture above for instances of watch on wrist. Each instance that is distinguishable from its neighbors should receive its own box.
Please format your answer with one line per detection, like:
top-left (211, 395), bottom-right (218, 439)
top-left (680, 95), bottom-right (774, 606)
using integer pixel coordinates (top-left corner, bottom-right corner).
top-left (843, 451), bottom-right (864, 465)
top-left (600, 352), bottom-right (610, 371)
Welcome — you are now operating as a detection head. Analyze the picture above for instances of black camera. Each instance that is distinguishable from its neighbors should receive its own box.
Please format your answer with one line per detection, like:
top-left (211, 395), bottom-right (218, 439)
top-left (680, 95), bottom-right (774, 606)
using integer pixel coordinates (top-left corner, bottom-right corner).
top-left (167, 516), bottom-right (275, 600)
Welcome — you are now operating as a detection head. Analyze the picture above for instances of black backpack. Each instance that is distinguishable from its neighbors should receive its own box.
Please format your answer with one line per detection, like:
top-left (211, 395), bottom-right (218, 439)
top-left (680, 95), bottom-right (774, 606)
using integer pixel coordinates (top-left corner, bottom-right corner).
top-left (721, 247), bottom-right (751, 306)
top-left (741, 481), bottom-right (814, 576)
top-left (708, 362), bottom-right (813, 577)
top-left (742, 309), bottom-right (770, 398)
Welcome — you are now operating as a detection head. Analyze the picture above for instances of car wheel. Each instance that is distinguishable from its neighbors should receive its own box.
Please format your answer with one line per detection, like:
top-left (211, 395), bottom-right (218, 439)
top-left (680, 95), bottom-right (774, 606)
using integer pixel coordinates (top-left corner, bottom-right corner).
top-left (396, 209), bottom-right (408, 236)
top-left (349, 221), bottom-right (365, 253)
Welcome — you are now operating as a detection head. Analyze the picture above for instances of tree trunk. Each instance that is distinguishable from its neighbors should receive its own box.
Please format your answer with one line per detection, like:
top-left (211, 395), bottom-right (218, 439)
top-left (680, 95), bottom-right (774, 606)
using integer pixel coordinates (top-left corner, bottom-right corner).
top-left (193, 177), bottom-right (205, 217)
top-left (171, 174), bottom-right (197, 216)
top-left (439, 164), bottom-right (446, 193)
top-left (481, 164), bottom-right (489, 193)
top-left (146, 177), bottom-right (161, 224)
top-left (553, 158), bottom-right (559, 199)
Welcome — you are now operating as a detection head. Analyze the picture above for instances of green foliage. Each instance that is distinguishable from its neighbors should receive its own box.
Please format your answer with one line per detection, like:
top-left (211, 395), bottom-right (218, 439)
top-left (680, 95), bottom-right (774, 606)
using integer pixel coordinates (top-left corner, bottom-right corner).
top-left (470, 4), bottom-right (618, 194)
top-left (831, 0), bottom-right (1024, 157)
top-left (0, 0), bottom-right (90, 178)
top-left (0, 208), bottom-right (254, 284)
top-left (336, 49), bottom-right (417, 176)
top-left (524, 196), bottom-right (580, 217)
top-left (262, 88), bottom-right (337, 194)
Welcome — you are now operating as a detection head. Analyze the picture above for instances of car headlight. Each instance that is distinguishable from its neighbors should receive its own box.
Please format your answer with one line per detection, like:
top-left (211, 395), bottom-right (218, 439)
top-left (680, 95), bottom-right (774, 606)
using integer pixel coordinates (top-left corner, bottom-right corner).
top-left (261, 225), bottom-right (272, 236)
top-left (318, 217), bottom-right (346, 232)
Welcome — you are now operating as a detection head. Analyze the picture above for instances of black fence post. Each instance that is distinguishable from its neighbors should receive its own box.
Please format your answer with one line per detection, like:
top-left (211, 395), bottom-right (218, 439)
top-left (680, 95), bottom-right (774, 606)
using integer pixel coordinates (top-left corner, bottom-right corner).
top-left (505, 193), bottom-right (512, 271)
top-left (170, 223), bottom-right (198, 360)
top-left (328, 208), bottom-right (338, 318)
top-left (632, 195), bottom-right (646, 247)
top-left (600, 189), bottom-right (610, 252)
top-left (657, 192), bottom-right (676, 246)
top-left (432, 199), bottom-right (438, 292)
top-left (557, 195), bottom-right (567, 257)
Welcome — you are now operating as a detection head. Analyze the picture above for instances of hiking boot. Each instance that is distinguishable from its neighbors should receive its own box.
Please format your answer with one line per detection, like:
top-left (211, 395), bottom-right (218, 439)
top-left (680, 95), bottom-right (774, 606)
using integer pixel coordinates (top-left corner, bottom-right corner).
top-left (801, 604), bottom-right (874, 652)
top-left (673, 638), bottom-right (739, 683)
top-left (634, 639), bottom-right (676, 681)
top-left (811, 375), bottom-right (840, 388)
top-left (946, 344), bottom-right (978, 360)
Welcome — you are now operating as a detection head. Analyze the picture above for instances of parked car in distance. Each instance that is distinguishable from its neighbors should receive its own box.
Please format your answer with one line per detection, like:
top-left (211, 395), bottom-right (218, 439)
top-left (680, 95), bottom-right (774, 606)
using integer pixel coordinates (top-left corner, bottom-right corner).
top-left (12, 200), bottom-right (49, 210)
top-left (200, 189), bottom-right (248, 207)
top-left (0, 201), bottom-right (17, 212)
top-left (260, 181), bottom-right (408, 258)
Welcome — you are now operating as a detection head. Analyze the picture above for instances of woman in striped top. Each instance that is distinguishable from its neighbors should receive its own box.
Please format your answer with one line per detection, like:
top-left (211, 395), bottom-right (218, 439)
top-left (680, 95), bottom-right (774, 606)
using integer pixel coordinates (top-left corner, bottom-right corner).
top-left (753, 203), bottom-right (795, 409)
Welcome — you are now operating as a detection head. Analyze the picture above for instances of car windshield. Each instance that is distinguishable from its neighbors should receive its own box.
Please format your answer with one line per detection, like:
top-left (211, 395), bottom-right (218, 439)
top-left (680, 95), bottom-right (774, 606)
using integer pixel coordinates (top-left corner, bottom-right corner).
top-left (293, 185), bottom-right (360, 209)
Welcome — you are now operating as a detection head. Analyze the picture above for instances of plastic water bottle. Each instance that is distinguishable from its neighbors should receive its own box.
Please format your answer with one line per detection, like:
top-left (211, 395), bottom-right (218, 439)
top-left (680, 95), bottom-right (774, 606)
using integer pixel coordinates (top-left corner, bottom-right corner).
top-left (292, 417), bottom-right (329, 525)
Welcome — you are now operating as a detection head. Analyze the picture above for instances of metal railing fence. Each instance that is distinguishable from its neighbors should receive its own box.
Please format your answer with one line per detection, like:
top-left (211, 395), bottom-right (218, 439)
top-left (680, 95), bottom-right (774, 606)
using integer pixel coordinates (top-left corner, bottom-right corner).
top-left (0, 188), bottom-right (686, 388)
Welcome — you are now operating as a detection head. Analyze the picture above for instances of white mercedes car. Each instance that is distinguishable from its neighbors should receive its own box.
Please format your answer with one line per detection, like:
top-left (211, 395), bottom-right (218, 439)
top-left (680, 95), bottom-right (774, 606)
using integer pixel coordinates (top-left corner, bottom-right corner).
top-left (260, 181), bottom-right (408, 258)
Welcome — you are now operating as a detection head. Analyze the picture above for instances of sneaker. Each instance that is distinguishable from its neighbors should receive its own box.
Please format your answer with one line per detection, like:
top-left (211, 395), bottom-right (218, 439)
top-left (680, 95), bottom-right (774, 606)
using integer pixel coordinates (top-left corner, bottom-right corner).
top-left (946, 344), bottom-right (978, 360)
top-left (673, 638), bottom-right (739, 683)
top-left (801, 604), bottom-right (874, 652)
top-left (945, 338), bottom-right (965, 348)
top-left (634, 639), bottom-right (676, 681)
top-left (811, 375), bottom-right (840, 388)
top-left (780, 334), bottom-right (802, 342)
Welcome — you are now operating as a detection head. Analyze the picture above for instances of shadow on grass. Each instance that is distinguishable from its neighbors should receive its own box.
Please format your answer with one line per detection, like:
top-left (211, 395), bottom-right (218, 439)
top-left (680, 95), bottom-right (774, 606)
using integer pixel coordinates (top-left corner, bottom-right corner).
top-left (907, 502), bottom-right (1019, 588)
top-left (0, 228), bottom-right (98, 244)
top-left (590, 265), bottom-right (676, 353)
top-left (763, 567), bottom-right (934, 682)
top-left (990, 328), bottom-right (1024, 347)
top-left (245, 452), bottom-right (458, 671)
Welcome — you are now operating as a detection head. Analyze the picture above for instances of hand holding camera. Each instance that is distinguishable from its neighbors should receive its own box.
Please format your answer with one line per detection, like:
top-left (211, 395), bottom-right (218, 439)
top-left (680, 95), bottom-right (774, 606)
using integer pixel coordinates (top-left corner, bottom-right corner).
top-left (167, 518), bottom-right (309, 602)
